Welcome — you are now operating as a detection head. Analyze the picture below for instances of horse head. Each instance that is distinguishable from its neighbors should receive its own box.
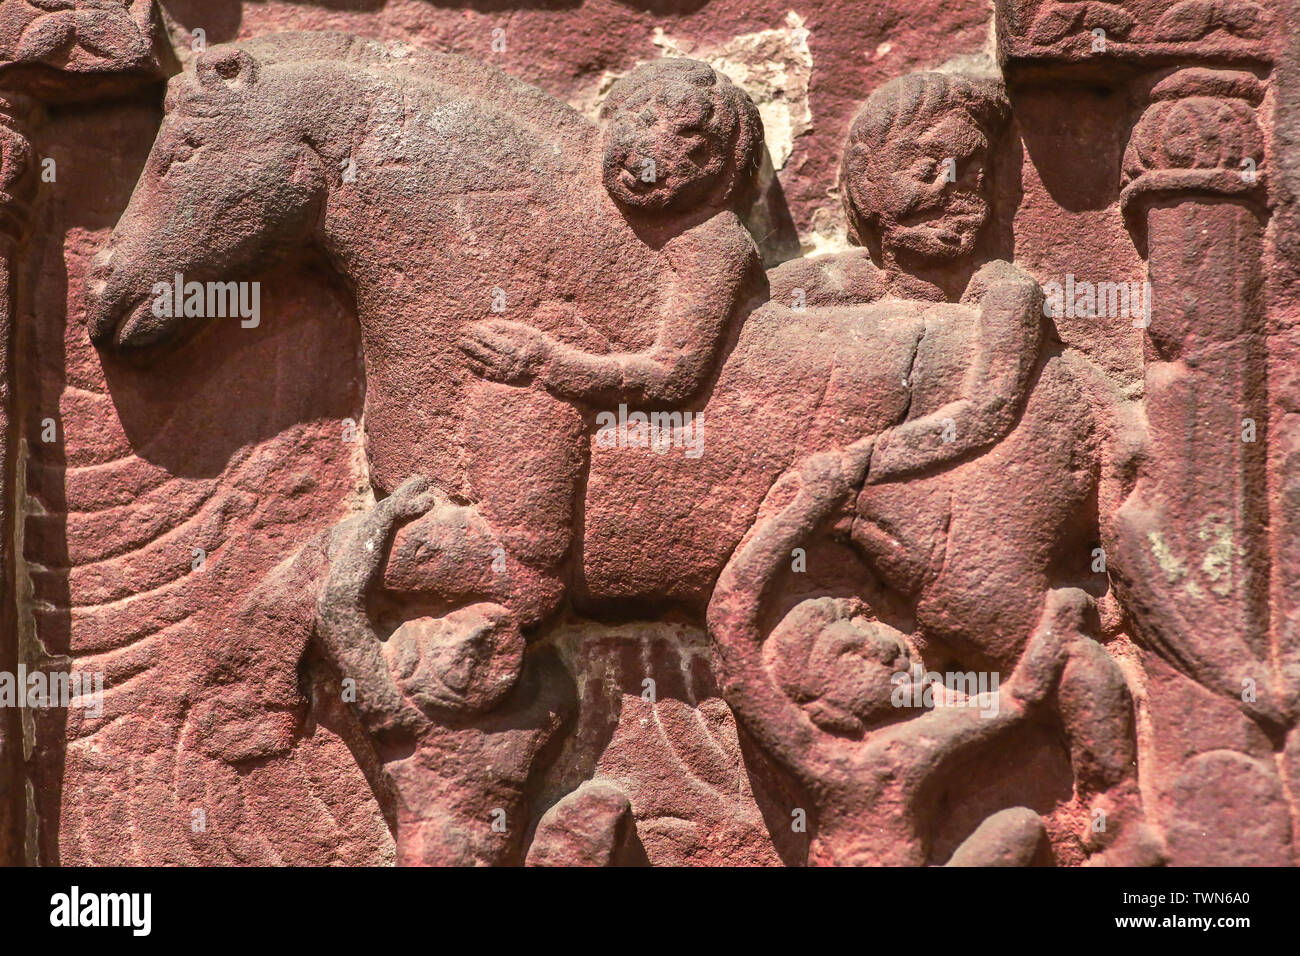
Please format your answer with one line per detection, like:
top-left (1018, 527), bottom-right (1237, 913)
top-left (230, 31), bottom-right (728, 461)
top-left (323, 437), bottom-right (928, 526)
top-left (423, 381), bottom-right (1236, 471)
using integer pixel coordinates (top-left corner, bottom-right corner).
top-left (87, 41), bottom-right (333, 352)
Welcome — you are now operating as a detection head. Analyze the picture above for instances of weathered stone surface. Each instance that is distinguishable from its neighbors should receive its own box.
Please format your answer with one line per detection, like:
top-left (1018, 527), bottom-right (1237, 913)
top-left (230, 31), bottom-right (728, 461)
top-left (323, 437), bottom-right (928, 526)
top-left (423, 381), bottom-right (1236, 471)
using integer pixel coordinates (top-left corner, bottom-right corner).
top-left (0, 0), bottom-right (1295, 867)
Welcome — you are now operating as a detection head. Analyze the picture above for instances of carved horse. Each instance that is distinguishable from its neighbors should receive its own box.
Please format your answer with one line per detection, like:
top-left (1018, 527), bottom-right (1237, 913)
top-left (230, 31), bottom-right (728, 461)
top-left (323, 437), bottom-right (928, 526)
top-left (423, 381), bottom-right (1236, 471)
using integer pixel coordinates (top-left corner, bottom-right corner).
top-left (86, 33), bottom-right (1146, 860)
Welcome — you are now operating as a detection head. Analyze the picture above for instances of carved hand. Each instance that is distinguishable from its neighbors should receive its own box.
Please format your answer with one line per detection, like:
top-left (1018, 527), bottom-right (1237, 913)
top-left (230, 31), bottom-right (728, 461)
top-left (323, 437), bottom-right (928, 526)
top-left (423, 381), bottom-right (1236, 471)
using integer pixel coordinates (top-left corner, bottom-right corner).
top-left (459, 320), bottom-right (553, 385)
top-left (323, 476), bottom-right (438, 601)
top-left (315, 476), bottom-right (440, 735)
top-left (797, 437), bottom-right (876, 508)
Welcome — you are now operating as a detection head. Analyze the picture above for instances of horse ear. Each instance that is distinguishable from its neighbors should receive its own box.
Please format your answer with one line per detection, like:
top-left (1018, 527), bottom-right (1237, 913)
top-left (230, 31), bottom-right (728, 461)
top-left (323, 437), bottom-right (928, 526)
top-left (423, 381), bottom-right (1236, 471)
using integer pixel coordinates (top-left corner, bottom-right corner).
top-left (289, 142), bottom-right (326, 192)
top-left (197, 48), bottom-right (258, 90)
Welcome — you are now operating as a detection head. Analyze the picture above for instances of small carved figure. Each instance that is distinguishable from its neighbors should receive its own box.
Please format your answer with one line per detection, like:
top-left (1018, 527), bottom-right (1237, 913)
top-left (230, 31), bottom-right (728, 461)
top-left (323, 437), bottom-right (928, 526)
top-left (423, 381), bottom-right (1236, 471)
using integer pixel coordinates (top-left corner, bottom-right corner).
top-left (314, 477), bottom-right (570, 866)
top-left (401, 57), bottom-right (766, 638)
top-left (708, 439), bottom-right (1156, 864)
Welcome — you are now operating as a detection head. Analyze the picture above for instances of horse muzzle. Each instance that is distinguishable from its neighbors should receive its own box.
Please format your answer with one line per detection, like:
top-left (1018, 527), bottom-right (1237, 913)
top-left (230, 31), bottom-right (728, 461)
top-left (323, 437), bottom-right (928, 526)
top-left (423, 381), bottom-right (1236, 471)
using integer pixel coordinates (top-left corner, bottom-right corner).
top-left (85, 253), bottom-right (173, 351)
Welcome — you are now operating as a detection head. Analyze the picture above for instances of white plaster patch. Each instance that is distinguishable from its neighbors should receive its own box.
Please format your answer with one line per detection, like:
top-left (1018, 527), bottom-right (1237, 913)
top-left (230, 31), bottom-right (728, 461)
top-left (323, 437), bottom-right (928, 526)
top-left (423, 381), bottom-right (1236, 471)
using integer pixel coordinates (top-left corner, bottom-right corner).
top-left (650, 11), bottom-right (813, 172)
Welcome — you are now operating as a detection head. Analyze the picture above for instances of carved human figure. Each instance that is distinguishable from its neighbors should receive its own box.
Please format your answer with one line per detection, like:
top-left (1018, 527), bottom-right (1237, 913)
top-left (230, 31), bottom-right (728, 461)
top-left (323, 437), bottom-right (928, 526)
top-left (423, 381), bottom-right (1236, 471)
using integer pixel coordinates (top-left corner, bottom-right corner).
top-left (707, 440), bottom-right (1153, 865)
top-left (86, 35), bottom-right (763, 652)
top-left (313, 477), bottom-right (570, 866)
top-left (394, 56), bottom-right (765, 636)
top-left (689, 71), bottom-right (1159, 862)
top-left (767, 72), bottom-right (1043, 482)
top-left (78, 37), bottom-right (1156, 864)
top-left (770, 71), bottom-right (1007, 305)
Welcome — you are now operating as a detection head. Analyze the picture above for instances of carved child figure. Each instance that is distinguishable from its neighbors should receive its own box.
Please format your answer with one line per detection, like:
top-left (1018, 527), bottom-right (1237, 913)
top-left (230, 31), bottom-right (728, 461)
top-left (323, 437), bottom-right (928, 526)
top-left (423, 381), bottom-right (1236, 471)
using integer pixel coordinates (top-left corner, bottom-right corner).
top-left (314, 477), bottom-right (571, 866)
top-left (334, 63), bottom-right (765, 859)
top-left (708, 439), bottom-right (1159, 865)
top-left (381, 57), bottom-right (765, 637)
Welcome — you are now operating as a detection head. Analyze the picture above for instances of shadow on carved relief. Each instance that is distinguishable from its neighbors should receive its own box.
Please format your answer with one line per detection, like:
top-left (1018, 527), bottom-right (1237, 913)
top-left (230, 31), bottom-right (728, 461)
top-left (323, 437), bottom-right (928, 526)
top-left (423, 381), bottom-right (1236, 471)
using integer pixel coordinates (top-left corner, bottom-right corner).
top-left (0, 0), bottom-right (1295, 871)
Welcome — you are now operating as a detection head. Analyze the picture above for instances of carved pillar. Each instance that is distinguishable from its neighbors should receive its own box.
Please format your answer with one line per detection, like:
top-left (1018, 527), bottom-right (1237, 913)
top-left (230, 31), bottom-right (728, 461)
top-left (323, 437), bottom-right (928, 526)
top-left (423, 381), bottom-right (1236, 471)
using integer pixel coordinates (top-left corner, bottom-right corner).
top-left (996, 0), bottom-right (1291, 864)
top-left (1277, 0), bottom-right (1300, 867)
top-left (0, 0), bottom-right (167, 866)
top-left (1113, 68), bottom-right (1292, 864)
top-left (1117, 69), bottom-right (1268, 693)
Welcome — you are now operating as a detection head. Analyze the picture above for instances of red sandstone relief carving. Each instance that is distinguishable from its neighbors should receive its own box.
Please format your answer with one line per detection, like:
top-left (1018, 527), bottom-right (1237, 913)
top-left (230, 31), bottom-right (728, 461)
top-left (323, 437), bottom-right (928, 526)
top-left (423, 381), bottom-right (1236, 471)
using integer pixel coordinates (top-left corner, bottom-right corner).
top-left (0, 0), bottom-right (166, 100)
top-left (0, 0), bottom-right (154, 64)
top-left (998, 0), bottom-right (1275, 65)
top-left (0, 0), bottom-right (1295, 868)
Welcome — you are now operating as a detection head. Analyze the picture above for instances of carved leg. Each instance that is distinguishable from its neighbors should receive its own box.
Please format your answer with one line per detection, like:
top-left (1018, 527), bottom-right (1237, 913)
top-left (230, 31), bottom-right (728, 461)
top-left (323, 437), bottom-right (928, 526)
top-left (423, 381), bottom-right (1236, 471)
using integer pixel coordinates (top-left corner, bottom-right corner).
top-left (386, 379), bottom-right (583, 632)
top-left (1057, 634), bottom-right (1163, 865)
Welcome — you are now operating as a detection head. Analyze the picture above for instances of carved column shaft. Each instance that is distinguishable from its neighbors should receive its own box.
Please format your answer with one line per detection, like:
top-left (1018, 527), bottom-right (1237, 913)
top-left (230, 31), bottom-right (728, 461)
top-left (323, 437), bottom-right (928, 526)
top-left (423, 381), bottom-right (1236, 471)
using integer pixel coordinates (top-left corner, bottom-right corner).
top-left (0, 250), bottom-right (14, 867)
top-left (1141, 199), bottom-right (1269, 643)
top-left (1116, 68), bottom-right (1291, 864)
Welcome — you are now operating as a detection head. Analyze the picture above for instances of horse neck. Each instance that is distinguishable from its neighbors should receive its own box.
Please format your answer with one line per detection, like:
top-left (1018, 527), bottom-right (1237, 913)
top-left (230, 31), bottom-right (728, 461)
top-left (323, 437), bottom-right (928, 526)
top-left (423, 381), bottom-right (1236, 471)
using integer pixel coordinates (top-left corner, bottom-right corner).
top-left (302, 78), bottom-right (417, 338)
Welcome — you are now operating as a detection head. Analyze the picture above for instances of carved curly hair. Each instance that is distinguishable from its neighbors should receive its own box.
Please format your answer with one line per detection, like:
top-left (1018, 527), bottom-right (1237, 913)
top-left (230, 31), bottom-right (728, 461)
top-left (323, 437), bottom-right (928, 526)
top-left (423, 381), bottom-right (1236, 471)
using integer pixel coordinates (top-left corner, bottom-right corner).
top-left (839, 72), bottom-right (1010, 248)
top-left (601, 57), bottom-right (765, 208)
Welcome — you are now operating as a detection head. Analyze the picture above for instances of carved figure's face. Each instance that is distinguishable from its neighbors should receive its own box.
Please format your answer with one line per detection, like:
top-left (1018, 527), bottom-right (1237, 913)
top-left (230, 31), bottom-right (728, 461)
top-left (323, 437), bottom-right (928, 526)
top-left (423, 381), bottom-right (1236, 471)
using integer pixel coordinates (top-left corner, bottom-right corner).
top-left (383, 606), bottom-right (524, 714)
top-left (866, 111), bottom-right (991, 261)
top-left (87, 49), bottom-right (324, 352)
top-left (806, 617), bottom-right (913, 728)
top-left (602, 86), bottom-right (730, 214)
top-left (768, 600), bottom-right (915, 734)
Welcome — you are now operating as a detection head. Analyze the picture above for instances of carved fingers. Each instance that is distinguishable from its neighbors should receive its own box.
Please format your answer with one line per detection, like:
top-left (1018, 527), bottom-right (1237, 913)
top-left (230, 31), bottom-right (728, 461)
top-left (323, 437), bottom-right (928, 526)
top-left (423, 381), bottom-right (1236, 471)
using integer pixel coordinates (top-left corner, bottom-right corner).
top-left (317, 476), bottom-right (438, 645)
top-left (315, 476), bottom-right (440, 736)
top-left (797, 440), bottom-right (874, 507)
top-left (459, 319), bottom-right (551, 385)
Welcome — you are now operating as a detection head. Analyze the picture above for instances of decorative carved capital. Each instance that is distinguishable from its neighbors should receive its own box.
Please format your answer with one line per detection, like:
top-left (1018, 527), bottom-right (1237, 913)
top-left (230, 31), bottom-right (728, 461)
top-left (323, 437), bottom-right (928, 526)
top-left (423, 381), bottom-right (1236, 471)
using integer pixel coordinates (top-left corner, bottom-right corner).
top-left (997, 0), bottom-right (1275, 72)
top-left (0, 0), bottom-right (167, 101)
top-left (1121, 69), bottom-right (1265, 218)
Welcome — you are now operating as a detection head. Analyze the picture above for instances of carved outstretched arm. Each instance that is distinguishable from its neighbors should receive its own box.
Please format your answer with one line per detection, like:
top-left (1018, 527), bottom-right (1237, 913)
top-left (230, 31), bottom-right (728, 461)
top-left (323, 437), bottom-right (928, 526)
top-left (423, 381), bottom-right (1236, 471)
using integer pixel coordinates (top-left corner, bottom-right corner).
top-left (868, 260), bottom-right (1044, 483)
top-left (541, 212), bottom-right (760, 407)
top-left (315, 476), bottom-right (438, 737)
top-left (879, 587), bottom-right (1081, 797)
top-left (707, 439), bottom-right (875, 770)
